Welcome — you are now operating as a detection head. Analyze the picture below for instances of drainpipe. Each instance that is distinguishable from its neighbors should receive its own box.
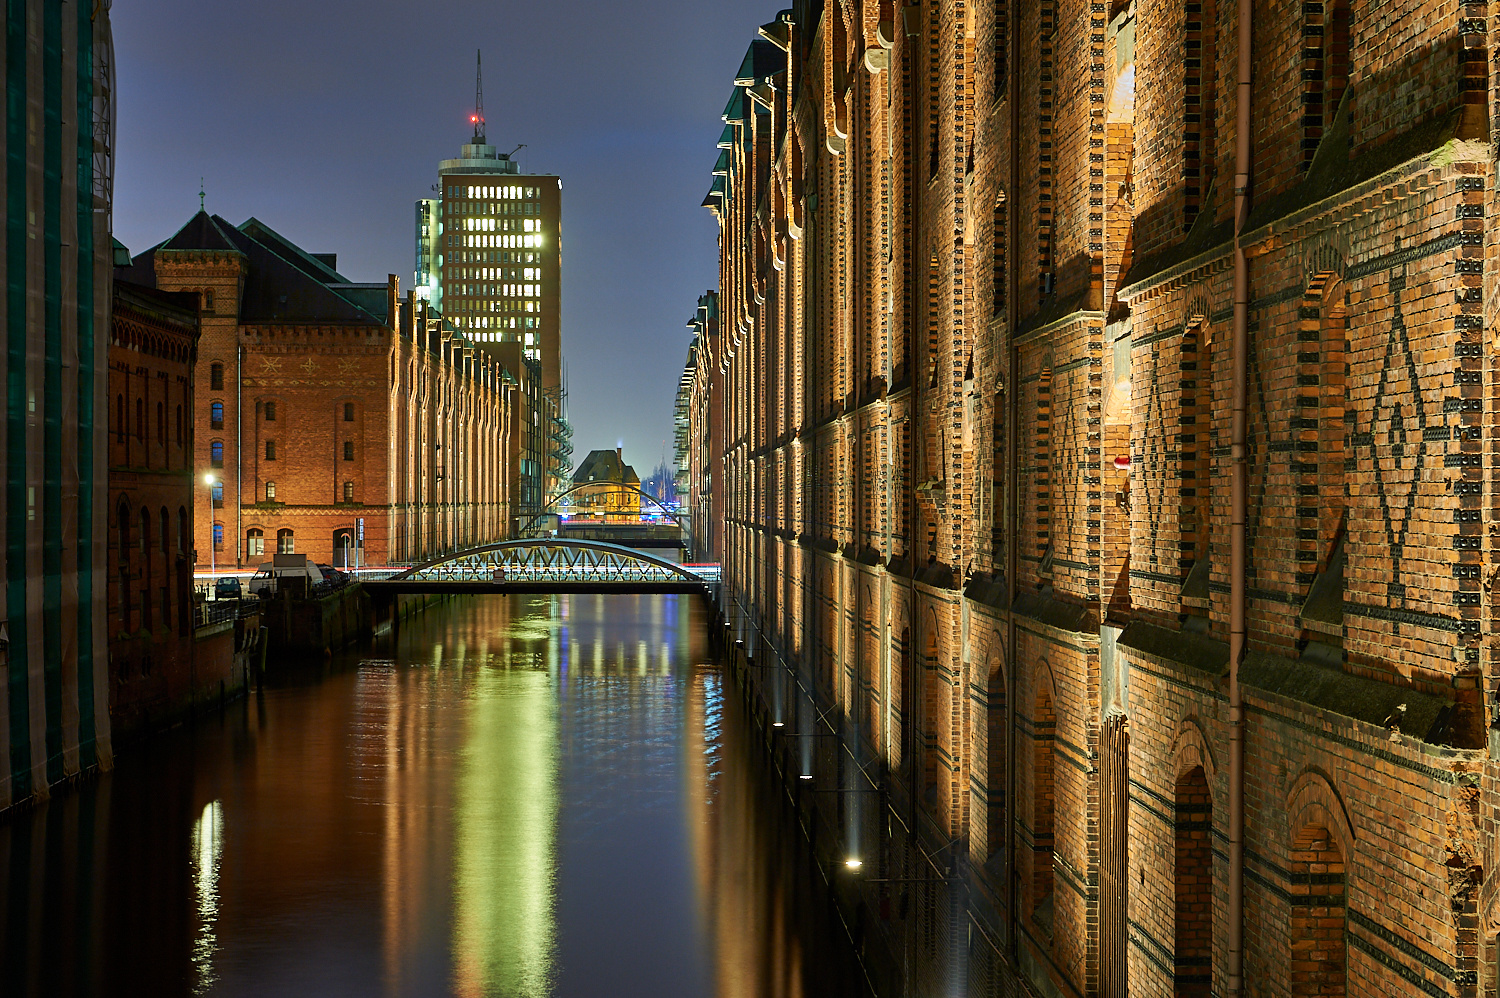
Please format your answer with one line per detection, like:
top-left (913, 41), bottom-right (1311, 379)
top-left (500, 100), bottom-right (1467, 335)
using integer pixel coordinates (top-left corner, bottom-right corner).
top-left (1228, 0), bottom-right (1252, 992)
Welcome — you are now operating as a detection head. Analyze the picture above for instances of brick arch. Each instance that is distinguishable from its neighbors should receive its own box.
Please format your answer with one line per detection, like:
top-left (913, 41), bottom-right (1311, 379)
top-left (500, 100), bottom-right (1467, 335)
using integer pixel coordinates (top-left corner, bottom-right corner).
top-left (1183, 289), bottom-right (1214, 327)
top-left (1301, 242), bottom-right (1348, 290)
top-left (1286, 767), bottom-right (1358, 853)
top-left (1170, 716), bottom-right (1218, 783)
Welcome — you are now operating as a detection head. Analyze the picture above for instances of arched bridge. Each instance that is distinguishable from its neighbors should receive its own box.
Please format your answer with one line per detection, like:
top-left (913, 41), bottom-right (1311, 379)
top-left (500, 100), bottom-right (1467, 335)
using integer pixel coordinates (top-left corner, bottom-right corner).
top-left (363, 539), bottom-right (720, 598)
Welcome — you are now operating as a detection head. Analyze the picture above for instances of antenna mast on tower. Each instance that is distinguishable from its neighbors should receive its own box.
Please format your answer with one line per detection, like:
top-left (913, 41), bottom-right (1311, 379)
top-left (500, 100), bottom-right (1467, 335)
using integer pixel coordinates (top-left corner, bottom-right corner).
top-left (472, 49), bottom-right (486, 143)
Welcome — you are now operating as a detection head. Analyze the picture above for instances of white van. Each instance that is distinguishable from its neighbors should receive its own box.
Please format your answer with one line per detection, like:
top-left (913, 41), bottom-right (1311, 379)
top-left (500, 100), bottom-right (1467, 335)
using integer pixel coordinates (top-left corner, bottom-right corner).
top-left (248, 554), bottom-right (325, 596)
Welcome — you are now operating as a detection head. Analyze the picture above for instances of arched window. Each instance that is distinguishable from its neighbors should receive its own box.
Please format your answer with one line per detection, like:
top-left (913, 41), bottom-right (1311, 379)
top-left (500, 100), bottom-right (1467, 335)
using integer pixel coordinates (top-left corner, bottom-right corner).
top-left (139, 506), bottom-right (151, 555)
top-left (160, 507), bottom-right (170, 555)
top-left (1031, 684), bottom-right (1056, 933)
top-left (211, 481), bottom-right (224, 507)
top-left (135, 398), bottom-right (145, 440)
top-left (276, 528), bottom-right (295, 554)
top-left (177, 506), bottom-right (188, 555)
top-left (115, 394), bottom-right (125, 442)
top-left (213, 522), bottom-right (224, 551)
top-left (264, 481), bottom-right (276, 501)
top-left (343, 481), bottom-right (354, 502)
top-left (246, 528), bottom-right (264, 558)
top-left (210, 400), bottom-right (224, 428)
top-left (210, 363), bottom-right (224, 390)
top-left (1175, 767), bottom-right (1213, 996)
top-left (117, 499), bottom-right (131, 555)
top-left (210, 440), bottom-right (224, 468)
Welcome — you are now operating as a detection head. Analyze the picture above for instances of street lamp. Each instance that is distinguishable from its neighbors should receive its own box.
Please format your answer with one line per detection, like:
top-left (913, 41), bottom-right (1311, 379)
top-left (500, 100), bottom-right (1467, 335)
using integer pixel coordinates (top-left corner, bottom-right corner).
top-left (203, 473), bottom-right (217, 592)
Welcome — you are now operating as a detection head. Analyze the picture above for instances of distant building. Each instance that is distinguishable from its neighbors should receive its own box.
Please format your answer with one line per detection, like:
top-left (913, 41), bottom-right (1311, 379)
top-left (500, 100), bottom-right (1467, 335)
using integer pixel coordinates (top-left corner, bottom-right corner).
top-left (0, 3), bottom-right (116, 811)
top-left (571, 449), bottom-right (640, 522)
top-left (418, 57), bottom-right (571, 518)
top-left (121, 212), bottom-right (517, 568)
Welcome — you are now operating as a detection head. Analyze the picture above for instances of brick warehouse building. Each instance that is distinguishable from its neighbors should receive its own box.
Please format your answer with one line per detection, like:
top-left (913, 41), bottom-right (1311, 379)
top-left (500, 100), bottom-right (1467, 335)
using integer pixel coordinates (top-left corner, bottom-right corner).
top-left (119, 212), bottom-right (519, 570)
top-left (693, 1), bottom-right (1500, 995)
top-left (106, 276), bottom-right (201, 735)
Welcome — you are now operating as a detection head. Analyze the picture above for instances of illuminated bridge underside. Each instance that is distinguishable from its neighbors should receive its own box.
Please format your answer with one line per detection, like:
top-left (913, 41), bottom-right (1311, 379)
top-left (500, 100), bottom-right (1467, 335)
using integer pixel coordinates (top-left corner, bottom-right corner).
top-left (365, 539), bottom-right (719, 596)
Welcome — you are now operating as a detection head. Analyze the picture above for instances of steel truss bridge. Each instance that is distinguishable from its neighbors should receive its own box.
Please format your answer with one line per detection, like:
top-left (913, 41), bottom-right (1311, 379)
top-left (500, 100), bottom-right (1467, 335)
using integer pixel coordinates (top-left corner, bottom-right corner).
top-left (363, 539), bottom-right (720, 598)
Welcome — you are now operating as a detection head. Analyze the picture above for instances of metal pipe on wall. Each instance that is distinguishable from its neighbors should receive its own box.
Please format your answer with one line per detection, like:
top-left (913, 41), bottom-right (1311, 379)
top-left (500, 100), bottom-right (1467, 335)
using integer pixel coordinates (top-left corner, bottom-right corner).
top-left (1228, 0), bottom-right (1253, 990)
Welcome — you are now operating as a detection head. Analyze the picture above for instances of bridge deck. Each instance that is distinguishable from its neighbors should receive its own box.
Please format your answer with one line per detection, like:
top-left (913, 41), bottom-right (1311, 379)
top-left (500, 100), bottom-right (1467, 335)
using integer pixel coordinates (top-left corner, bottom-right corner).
top-left (364, 579), bottom-right (712, 596)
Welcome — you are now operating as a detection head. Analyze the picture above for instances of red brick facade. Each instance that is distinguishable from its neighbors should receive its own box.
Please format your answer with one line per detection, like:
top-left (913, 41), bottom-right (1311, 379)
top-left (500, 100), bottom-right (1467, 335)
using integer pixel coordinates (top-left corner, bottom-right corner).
top-left (122, 213), bottom-right (518, 570)
top-left (694, 1), bottom-right (1500, 994)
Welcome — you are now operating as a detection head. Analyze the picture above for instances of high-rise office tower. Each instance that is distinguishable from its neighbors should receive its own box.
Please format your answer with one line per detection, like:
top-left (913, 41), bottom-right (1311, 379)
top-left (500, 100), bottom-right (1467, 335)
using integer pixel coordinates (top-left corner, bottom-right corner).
top-left (417, 53), bottom-right (570, 519)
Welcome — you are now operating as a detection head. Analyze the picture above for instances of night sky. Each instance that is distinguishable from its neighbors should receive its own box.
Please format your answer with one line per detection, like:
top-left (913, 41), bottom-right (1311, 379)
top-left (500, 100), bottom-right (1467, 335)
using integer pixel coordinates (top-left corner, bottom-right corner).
top-left (113, 0), bottom-right (772, 476)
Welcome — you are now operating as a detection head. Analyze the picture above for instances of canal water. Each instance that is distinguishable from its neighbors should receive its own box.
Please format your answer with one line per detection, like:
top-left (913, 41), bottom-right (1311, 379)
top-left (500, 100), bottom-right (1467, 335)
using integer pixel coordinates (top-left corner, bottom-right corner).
top-left (0, 594), bottom-right (872, 998)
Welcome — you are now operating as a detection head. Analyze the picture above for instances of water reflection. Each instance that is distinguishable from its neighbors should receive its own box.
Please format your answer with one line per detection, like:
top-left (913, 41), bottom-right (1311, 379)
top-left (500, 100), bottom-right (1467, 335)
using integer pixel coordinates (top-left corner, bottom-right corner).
top-left (0, 594), bottom-right (868, 998)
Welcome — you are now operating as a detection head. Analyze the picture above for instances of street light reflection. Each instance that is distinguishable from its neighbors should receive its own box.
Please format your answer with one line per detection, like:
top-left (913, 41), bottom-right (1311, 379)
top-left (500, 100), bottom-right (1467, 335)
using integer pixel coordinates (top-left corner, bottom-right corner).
top-left (190, 799), bottom-right (225, 995)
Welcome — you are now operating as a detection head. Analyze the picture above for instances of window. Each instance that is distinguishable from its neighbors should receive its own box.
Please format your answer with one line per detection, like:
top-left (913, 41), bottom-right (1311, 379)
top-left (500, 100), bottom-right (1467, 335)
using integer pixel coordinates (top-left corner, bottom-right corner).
top-left (136, 398), bottom-right (145, 441)
top-left (160, 507), bottom-right (170, 555)
top-left (211, 481), bottom-right (224, 507)
top-left (210, 401), bottom-right (224, 429)
top-left (117, 500), bottom-right (131, 555)
top-left (210, 363), bottom-right (224, 391)
top-left (178, 506), bottom-right (188, 554)
top-left (265, 481), bottom-right (276, 501)
top-left (210, 440), bottom-right (224, 468)
top-left (265, 440), bottom-right (277, 461)
top-left (202, 287), bottom-right (215, 312)
top-left (115, 394), bottom-right (125, 442)
top-left (139, 507), bottom-right (151, 554)
top-left (343, 402), bottom-right (355, 422)
top-left (264, 401), bottom-right (276, 421)
top-left (276, 528), bottom-right (295, 555)
top-left (157, 402), bottom-right (165, 444)
top-left (343, 481), bottom-right (354, 502)
top-left (246, 528), bottom-right (264, 558)
top-left (343, 441), bottom-right (354, 461)
top-left (213, 523), bottom-right (224, 551)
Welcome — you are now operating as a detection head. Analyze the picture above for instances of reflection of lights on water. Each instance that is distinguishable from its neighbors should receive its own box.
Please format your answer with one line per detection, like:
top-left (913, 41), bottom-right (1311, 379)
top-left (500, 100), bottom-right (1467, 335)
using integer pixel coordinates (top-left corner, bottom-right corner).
top-left (191, 800), bottom-right (225, 995)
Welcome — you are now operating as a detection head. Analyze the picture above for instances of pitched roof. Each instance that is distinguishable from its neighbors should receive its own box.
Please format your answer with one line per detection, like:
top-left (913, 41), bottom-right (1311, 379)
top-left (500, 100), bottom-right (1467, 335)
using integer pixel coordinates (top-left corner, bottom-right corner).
top-left (158, 210), bottom-right (244, 254)
top-left (572, 449), bottom-right (640, 486)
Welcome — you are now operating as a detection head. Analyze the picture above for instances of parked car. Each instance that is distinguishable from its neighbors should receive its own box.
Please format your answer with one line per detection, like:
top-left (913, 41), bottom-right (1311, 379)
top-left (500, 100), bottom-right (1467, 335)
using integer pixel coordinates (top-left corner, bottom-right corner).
top-left (248, 555), bottom-right (325, 596)
top-left (214, 577), bottom-right (243, 600)
top-left (316, 564), bottom-right (350, 588)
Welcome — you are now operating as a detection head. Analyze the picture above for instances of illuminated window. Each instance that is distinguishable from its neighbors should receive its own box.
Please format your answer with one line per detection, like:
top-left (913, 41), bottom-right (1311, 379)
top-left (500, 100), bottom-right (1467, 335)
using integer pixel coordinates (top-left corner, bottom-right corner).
top-left (210, 400), bottom-right (224, 429)
top-left (343, 481), bottom-right (355, 502)
top-left (265, 481), bottom-right (276, 501)
top-left (213, 523), bottom-right (224, 551)
top-left (211, 481), bottom-right (224, 505)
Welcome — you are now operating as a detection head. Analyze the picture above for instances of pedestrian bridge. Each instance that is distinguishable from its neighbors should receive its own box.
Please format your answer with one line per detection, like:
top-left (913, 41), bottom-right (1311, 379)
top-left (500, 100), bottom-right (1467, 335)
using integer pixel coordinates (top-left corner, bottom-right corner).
top-left (362, 539), bottom-right (720, 597)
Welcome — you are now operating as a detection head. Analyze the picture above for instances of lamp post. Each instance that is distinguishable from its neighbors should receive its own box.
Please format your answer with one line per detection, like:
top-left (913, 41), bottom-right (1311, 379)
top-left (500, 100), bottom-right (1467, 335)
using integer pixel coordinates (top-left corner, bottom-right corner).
top-left (204, 473), bottom-right (217, 594)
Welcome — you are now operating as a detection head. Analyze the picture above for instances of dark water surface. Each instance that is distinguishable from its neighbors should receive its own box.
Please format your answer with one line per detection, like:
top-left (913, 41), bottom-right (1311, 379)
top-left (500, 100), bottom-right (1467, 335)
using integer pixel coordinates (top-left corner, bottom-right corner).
top-left (1, 594), bottom-right (870, 998)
